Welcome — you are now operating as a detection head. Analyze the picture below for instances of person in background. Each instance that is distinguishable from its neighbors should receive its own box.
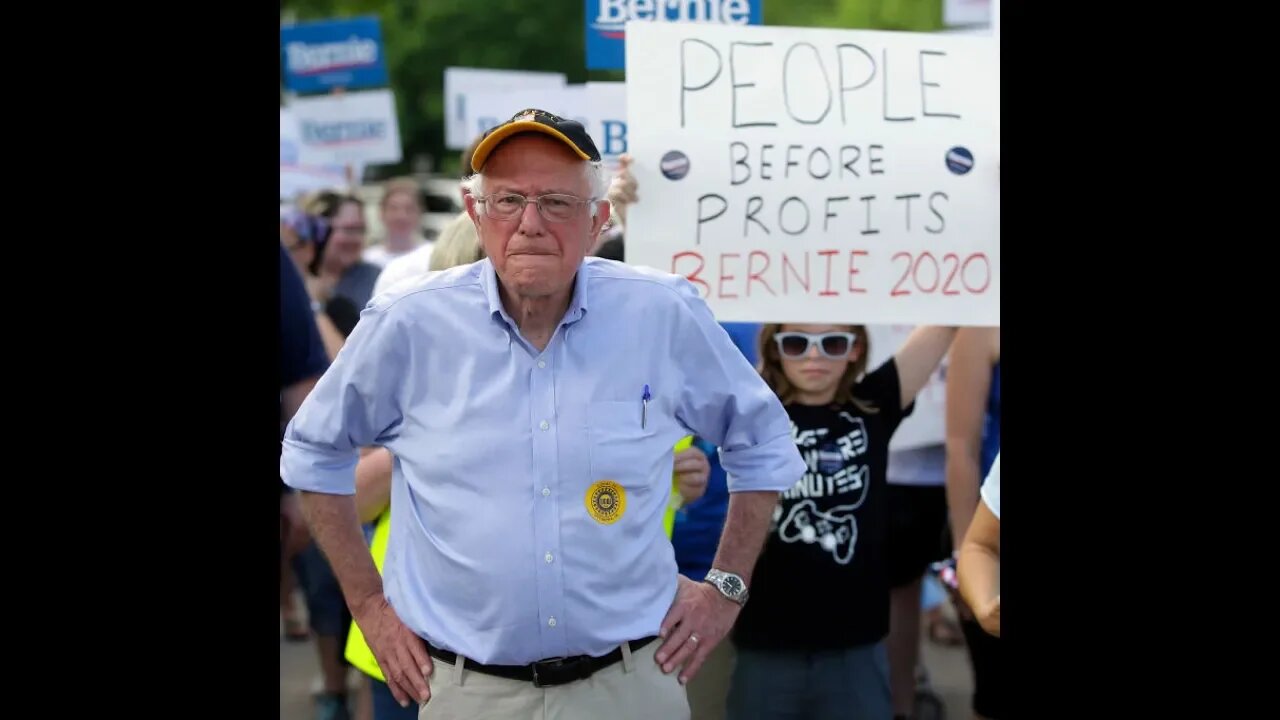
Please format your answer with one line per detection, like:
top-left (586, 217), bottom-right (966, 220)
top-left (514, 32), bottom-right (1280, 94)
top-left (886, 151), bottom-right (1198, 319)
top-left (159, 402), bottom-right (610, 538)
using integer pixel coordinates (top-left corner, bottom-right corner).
top-left (727, 322), bottom-right (956, 720)
top-left (281, 208), bottom-right (354, 355)
top-left (886, 439), bottom-right (958, 720)
top-left (957, 452), bottom-right (999, 639)
top-left (373, 211), bottom-right (471, 298)
top-left (279, 243), bottom-right (350, 720)
top-left (303, 191), bottom-right (383, 313)
top-left (364, 177), bottom-right (430, 269)
top-left (944, 326), bottom-right (1002, 720)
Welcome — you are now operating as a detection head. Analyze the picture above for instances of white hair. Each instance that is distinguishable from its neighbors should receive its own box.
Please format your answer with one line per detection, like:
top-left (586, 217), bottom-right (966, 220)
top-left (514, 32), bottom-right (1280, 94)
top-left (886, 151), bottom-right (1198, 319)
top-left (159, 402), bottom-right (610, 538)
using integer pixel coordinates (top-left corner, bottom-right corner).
top-left (462, 161), bottom-right (608, 217)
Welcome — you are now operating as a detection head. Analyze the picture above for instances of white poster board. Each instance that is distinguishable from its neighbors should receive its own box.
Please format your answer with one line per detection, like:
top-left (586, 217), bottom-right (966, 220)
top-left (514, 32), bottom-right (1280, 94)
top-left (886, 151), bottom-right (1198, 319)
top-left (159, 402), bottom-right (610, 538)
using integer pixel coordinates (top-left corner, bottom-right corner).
top-left (280, 107), bottom-right (350, 201)
top-left (624, 22), bottom-right (999, 327)
top-left (585, 82), bottom-right (628, 172)
top-left (463, 82), bottom-right (629, 172)
top-left (289, 89), bottom-right (402, 166)
top-left (444, 67), bottom-right (567, 150)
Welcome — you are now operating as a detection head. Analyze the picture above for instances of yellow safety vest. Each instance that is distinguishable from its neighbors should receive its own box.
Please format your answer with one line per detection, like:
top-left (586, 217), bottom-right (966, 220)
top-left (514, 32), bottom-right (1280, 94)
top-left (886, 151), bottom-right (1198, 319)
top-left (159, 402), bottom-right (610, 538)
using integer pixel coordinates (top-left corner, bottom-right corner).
top-left (346, 435), bottom-right (696, 680)
top-left (344, 510), bottom-right (391, 681)
top-left (664, 435), bottom-right (694, 538)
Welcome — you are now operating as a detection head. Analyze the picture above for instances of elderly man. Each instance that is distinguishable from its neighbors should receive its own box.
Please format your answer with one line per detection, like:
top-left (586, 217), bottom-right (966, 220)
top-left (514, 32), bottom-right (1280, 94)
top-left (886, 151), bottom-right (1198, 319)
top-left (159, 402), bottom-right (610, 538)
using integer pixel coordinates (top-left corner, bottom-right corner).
top-left (281, 109), bottom-right (804, 720)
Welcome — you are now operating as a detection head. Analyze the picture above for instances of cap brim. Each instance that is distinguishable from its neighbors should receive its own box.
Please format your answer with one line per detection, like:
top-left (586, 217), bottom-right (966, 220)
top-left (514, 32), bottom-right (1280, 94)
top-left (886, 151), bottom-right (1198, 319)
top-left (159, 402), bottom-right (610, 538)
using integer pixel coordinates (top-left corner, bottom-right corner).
top-left (470, 121), bottom-right (591, 172)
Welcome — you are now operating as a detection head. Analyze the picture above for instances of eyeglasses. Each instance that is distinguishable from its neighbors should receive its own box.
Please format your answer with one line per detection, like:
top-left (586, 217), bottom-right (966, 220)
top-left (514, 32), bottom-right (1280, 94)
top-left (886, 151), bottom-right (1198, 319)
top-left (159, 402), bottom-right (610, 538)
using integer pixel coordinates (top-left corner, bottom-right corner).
top-left (774, 332), bottom-right (857, 359)
top-left (476, 192), bottom-right (595, 222)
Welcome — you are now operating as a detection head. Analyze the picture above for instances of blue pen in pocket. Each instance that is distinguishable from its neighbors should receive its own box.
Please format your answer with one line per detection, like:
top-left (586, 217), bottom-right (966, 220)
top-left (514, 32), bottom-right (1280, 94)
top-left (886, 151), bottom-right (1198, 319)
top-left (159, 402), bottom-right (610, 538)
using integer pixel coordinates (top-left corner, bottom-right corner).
top-left (641, 384), bottom-right (650, 429)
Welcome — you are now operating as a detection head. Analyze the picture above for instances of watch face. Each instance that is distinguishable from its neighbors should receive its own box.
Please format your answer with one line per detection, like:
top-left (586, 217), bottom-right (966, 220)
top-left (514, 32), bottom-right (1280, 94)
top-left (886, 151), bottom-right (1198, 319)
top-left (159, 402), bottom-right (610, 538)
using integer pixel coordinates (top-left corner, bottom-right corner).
top-left (722, 575), bottom-right (743, 596)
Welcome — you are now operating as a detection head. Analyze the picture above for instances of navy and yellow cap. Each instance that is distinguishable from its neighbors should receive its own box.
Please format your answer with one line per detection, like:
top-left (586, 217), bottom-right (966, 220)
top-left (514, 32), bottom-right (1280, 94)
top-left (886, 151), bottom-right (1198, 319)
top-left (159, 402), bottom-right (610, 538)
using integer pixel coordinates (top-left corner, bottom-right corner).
top-left (470, 108), bottom-right (602, 172)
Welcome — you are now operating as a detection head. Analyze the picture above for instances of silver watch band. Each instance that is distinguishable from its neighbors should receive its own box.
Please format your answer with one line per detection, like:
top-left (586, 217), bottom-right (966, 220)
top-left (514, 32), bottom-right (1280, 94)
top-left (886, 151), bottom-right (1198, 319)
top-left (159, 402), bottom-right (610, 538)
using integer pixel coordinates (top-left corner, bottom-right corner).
top-left (704, 569), bottom-right (748, 605)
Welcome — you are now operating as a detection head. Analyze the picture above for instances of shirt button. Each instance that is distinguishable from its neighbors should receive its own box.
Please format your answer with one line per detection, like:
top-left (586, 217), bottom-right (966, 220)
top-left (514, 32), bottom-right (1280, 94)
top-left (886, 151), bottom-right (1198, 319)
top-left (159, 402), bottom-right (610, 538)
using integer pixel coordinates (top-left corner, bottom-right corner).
top-left (541, 487), bottom-right (551, 497)
top-left (539, 420), bottom-right (550, 431)
top-left (545, 552), bottom-right (554, 563)
top-left (547, 617), bottom-right (557, 628)
top-left (537, 360), bottom-right (546, 369)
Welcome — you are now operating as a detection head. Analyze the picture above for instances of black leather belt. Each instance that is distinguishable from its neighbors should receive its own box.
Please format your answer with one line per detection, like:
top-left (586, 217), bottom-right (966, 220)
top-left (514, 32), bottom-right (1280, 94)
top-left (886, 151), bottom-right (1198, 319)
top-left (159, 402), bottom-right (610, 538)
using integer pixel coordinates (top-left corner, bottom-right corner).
top-left (425, 636), bottom-right (659, 688)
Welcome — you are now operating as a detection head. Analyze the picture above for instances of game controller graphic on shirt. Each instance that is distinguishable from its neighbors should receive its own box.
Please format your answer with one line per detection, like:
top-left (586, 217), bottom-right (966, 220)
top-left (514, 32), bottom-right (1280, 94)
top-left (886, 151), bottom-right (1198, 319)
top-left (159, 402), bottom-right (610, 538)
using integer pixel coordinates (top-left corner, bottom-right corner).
top-left (776, 499), bottom-right (860, 565)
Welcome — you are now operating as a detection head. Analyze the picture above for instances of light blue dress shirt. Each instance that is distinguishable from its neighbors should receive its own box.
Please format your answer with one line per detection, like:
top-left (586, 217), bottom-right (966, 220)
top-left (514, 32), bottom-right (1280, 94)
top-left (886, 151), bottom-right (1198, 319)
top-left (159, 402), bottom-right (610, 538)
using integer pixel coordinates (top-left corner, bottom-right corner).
top-left (281, 257), bottom-right (804, 665)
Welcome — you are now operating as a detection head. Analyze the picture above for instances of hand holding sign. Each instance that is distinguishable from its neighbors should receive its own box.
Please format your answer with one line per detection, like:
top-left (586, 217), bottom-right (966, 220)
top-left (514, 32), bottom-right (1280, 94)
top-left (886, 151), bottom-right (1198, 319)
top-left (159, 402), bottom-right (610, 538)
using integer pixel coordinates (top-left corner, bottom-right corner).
top-left (607, 154), bottom-right (639, 226)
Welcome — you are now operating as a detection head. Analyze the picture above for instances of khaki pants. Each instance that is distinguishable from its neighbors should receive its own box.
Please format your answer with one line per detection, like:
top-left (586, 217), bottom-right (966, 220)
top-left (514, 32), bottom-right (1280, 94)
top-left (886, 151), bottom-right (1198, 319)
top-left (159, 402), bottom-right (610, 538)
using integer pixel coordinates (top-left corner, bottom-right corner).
top-left (685, 639), bottom-right (735, 720)
top-left (419, 638), bottom-right (690, 720)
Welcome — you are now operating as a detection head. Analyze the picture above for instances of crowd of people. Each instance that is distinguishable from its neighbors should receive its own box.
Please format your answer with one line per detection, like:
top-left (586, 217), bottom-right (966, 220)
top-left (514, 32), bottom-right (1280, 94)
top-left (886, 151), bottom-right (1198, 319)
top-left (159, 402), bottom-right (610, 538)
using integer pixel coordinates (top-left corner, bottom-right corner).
top-left (279, 110), bottom-right (1001, 720)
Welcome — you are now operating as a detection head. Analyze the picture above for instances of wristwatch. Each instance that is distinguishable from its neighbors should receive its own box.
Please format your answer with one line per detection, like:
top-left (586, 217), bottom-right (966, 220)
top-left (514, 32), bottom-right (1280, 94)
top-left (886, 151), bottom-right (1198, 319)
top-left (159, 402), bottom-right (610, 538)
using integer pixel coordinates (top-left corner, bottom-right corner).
top-left (703, 569), bottom-right (749, 605)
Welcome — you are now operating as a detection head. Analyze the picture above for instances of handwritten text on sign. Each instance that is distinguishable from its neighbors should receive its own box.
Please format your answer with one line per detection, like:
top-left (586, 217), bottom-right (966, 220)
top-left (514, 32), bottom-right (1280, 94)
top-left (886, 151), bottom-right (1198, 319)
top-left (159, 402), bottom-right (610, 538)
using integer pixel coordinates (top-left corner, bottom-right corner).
top-left (624, 22), bottom-right (999, 326)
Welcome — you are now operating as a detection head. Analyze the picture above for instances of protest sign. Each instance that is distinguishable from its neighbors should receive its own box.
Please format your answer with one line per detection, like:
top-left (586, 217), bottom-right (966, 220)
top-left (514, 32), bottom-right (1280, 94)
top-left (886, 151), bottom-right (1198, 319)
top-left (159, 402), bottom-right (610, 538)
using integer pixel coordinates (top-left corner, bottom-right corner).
top-left (625, 22), bottom-right (999, 326)
top-left (444, 68), bottom-right (567, 150)
top-left (463, 82), bottom-right (628, 172)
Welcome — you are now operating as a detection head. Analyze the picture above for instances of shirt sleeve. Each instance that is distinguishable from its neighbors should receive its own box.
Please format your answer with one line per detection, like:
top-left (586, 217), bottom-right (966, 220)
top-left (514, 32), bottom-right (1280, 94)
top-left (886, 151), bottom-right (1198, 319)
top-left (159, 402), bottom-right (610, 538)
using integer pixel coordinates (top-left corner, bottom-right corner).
top-left (980, 452), bottom-right (1000, 519)
top-left (280, 245), bottom-right (328, 388)
top-left (669, 283), bottom-right (804, 495)
top-left (853, 358), bottom-right (915, 434)
top-left (280, 302), bottom-right (410, 495)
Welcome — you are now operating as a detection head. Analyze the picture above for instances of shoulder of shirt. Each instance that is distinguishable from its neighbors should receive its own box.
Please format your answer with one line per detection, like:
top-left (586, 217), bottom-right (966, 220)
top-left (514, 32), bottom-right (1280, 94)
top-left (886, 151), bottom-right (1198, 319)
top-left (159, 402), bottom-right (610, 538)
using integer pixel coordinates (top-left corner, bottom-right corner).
top-left (582, 257), bottom-right (700, 308)
top-left (365, 260), bottom-right (483, 315)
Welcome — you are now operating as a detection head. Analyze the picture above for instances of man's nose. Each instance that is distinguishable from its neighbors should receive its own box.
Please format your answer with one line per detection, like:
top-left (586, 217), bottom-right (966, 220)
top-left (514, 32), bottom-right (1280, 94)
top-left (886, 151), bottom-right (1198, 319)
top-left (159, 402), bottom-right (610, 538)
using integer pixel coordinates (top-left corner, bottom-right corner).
top-left (517, 199), bottom-right (546, 234)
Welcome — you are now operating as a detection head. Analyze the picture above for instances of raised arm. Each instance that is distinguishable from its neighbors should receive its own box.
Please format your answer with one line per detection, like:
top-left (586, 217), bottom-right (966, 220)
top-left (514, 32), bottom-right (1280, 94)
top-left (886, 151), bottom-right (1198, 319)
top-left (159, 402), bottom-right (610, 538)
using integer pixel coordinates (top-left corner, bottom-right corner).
top-left (605, 154), bottom-right (637, 229)
top-left (893, 325), bottom-right (958, 409)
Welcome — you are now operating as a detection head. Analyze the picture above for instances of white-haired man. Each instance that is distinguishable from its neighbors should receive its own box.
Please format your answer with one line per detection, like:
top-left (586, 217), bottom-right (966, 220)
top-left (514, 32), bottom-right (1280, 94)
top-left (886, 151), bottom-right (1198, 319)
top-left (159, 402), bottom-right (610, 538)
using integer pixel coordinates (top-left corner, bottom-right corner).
top-left (281, 109), bottom-right (804, 720)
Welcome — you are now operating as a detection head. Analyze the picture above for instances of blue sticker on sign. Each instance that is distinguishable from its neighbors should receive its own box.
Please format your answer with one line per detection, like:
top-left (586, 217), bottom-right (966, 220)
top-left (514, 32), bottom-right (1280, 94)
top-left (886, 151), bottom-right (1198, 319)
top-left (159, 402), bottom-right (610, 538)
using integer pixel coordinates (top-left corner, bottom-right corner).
top-left (281, 16), bottom-right (388, 94)
top-left (660, 151), bottom-right (690, 180)
top-left (946, 146), bottom-right (974, 175)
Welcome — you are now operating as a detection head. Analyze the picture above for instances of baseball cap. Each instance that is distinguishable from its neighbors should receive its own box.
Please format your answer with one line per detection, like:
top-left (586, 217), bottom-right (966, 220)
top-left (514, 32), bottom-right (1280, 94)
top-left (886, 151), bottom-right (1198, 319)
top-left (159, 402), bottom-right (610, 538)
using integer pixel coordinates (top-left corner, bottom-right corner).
top-left (470, 108), bottom-right (602, 172)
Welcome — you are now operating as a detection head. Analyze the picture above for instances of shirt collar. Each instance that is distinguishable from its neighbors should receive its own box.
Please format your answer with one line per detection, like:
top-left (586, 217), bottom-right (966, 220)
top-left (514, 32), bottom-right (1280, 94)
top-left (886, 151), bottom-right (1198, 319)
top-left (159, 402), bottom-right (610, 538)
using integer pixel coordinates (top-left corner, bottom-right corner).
top-left (480, 257), bottom-right (592, 328)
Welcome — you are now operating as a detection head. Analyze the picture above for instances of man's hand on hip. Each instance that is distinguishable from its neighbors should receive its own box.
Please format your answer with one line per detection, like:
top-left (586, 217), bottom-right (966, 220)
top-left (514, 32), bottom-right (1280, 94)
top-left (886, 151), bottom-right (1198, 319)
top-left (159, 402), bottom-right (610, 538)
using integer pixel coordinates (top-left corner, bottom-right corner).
top-left (655, 575), bottom-right (740, 685)
top-left (355, 595), bottom-right (434, 708)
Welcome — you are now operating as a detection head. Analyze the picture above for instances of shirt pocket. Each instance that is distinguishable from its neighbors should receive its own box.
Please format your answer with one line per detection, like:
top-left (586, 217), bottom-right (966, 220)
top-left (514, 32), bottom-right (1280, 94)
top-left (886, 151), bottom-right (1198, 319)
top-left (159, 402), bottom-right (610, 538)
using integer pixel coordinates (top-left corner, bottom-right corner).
top-left (585, 399), bottom-right (669, 493)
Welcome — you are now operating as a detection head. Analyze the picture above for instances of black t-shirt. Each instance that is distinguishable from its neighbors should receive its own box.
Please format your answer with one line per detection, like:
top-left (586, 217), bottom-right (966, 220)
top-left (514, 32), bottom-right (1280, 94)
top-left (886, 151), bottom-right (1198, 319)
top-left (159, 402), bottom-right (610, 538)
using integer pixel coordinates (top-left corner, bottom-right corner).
top-left (733, 358), bottom-right (913, 651)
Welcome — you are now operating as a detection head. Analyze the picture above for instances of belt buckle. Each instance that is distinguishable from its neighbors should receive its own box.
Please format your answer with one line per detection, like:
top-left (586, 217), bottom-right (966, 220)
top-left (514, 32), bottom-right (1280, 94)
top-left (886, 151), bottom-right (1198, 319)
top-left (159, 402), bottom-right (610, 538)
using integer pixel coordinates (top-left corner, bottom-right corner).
top-left (530, 656), bottom-right (567, 688)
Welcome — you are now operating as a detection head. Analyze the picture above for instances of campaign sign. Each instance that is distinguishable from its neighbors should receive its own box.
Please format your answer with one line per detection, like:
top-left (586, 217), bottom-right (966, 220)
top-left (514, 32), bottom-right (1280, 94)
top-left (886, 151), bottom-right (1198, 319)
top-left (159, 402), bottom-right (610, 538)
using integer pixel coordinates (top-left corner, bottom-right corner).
top-left (585, 0), bottom-right (762, 70)
top-left (281, 16), bottom-right (388, 94)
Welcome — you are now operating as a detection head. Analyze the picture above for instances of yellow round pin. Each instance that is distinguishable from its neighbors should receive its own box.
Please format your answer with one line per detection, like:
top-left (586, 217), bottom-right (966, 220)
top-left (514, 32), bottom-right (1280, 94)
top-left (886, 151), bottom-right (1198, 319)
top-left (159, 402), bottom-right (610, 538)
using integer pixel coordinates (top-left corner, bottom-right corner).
top-left (585, 480), bottom-right (626, 525)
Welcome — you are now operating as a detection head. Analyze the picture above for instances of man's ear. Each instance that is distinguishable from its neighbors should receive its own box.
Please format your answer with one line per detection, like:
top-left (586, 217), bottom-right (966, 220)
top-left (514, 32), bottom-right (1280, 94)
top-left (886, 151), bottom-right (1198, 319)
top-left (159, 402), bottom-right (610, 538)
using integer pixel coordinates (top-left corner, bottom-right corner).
top-left (589, 200), bottom-right (611, 243)
top-left (464, 192), bottom-right (479, 224)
